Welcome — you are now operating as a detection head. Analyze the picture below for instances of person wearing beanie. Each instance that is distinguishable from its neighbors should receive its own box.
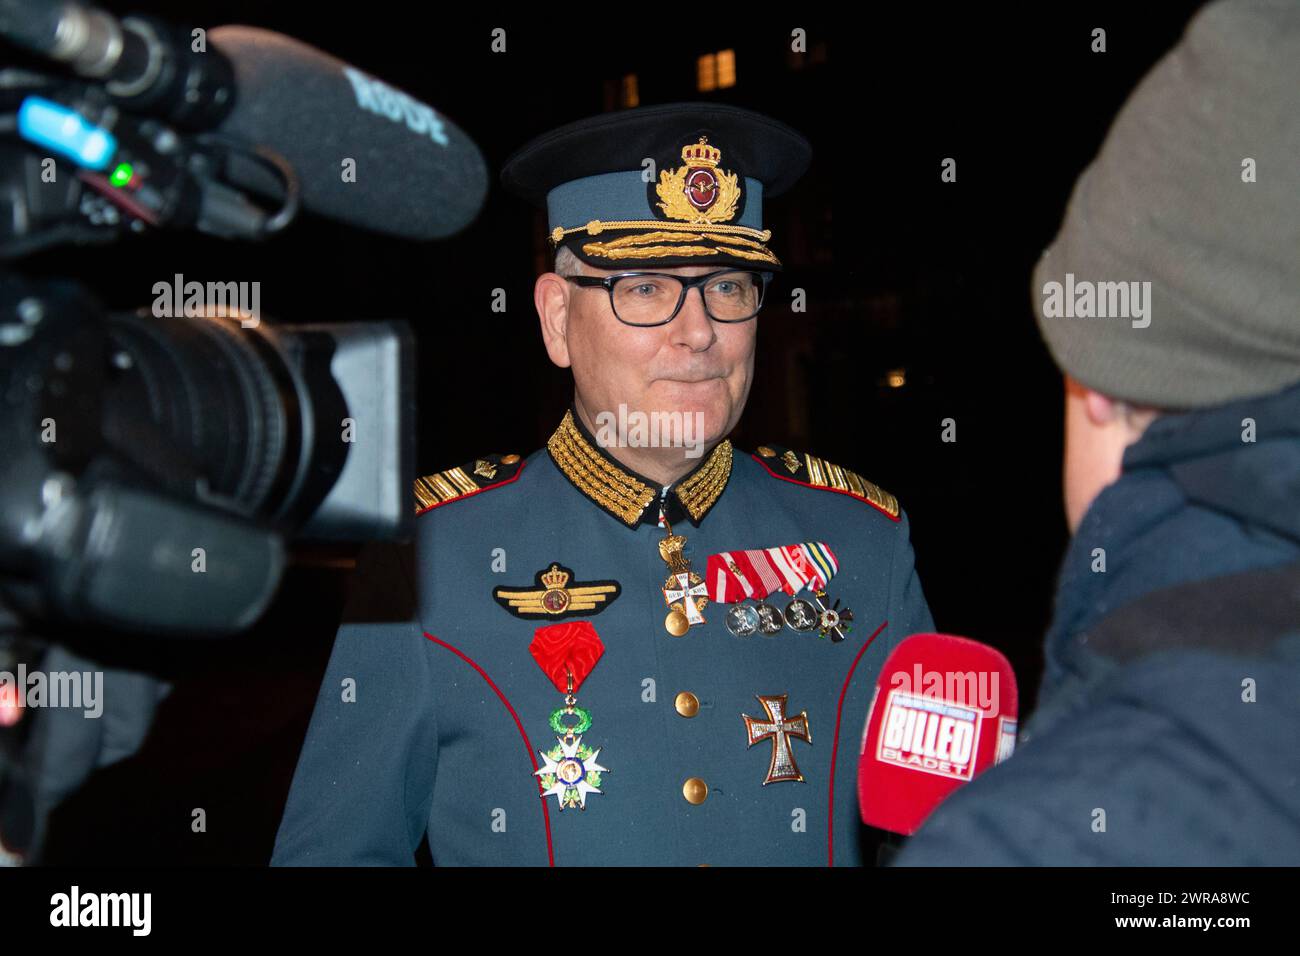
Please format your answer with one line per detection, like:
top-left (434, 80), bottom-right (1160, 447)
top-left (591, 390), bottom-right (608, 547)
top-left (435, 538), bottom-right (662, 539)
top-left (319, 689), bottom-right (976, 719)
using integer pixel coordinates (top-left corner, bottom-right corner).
top-left (896, 0), bottom-right (1300, 865)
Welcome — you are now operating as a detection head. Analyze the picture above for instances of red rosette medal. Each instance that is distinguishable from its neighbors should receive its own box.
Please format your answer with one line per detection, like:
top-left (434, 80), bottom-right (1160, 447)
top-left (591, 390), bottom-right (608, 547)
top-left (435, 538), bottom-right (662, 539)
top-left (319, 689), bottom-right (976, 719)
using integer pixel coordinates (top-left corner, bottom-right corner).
top-left (528, 621), bottom-right (610, 811)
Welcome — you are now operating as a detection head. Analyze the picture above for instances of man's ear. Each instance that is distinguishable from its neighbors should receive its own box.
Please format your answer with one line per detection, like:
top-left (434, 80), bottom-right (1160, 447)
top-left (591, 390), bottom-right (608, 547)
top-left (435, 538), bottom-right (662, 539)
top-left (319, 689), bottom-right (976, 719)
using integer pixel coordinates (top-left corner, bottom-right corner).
top-left (1069, 377), bottom-right (1120, 427)
top-left (1070, 377), bottom-right (1160, 448)
top-left (535, 272), bottom-right (572, 369)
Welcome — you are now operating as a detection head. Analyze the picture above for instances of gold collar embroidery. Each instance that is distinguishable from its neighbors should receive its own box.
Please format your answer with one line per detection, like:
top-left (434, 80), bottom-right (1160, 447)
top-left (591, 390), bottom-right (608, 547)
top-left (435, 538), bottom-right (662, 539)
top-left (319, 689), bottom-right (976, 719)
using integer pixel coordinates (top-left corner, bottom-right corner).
top-left (547, 409), bottom-right (733, 526)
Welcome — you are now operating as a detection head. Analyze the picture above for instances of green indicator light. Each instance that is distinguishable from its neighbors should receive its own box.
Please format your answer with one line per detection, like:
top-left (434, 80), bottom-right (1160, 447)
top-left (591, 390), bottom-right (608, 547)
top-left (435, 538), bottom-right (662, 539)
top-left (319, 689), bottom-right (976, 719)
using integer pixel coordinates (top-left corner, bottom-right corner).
top-left (109, 163), bottom-right (133, 187)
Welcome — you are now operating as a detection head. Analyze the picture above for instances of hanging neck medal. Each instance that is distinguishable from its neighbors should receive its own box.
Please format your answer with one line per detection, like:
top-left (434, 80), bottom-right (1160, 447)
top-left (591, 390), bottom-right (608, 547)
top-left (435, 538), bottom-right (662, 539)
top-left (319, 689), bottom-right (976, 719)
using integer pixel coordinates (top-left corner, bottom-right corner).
top-left (529, 621), bottom-right (609, 810)
top-left (658, 489), bottom-right (708, 636)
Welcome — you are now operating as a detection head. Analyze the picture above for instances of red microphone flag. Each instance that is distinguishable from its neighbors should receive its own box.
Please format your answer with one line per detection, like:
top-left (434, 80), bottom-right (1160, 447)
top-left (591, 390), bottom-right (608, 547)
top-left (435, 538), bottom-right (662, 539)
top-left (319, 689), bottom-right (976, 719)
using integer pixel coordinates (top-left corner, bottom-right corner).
top-left (858, 633), bottom-right (1019, 835)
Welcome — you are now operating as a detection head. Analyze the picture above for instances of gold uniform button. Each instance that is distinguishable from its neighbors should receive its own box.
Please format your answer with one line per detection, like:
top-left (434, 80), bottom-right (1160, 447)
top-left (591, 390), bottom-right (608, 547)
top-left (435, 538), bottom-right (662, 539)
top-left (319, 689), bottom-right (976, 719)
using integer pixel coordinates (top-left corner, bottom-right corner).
top-left (675, 691), bottom-right (700, 718)
top-left (757, 445), bottom-right (776, 458)
top-left (682, 777), bottom-right (708, 805)
top-left (500, 453), bottom-right (521, 465)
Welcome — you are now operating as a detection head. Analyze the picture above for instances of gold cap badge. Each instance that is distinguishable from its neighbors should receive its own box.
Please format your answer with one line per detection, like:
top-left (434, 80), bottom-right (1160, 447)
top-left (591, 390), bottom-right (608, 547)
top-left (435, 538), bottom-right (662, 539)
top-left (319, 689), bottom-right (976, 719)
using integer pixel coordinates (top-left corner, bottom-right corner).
top-left (656, 137), bottom-right (742, 224)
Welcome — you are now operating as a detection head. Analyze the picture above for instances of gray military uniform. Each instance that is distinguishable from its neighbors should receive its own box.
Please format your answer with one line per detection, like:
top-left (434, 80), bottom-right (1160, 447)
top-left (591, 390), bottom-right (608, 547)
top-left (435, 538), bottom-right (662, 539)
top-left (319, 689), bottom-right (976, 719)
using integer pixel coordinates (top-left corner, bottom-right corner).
top-left (272, 414), bottom-right (932, 866)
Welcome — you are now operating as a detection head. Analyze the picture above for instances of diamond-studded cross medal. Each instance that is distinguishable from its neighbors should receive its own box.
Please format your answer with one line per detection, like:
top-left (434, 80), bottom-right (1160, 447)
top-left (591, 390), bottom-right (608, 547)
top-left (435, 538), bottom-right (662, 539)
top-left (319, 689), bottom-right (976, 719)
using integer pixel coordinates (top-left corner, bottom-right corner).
top-left (529, 621), bottom-right (610, 811)
top-left (659, 514), bottom-right (707, 637)
top-left (742, 694), bottom-right (812, 784)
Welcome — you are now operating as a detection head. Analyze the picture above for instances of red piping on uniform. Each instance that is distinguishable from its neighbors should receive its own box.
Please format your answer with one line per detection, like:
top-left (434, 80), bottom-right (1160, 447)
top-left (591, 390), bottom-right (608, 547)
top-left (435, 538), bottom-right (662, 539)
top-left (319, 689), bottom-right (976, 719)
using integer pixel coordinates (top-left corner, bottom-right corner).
top-left (827, 618), bottom-right (888, 867)
top-left (749, 454), bottom-right (901, 523)
top-left (415, 460), bottom-right (528, 517)
top-left (424, 632), bottom-right (554, 867)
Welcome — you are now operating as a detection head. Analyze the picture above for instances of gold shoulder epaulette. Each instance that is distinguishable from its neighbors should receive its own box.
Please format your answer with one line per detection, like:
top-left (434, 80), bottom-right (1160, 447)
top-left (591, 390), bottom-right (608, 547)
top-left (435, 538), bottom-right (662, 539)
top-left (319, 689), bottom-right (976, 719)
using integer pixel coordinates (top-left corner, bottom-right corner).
top-left (414, 453), bottom-right (525, 515)
top-left (753, 444), bottom-right (900, 520)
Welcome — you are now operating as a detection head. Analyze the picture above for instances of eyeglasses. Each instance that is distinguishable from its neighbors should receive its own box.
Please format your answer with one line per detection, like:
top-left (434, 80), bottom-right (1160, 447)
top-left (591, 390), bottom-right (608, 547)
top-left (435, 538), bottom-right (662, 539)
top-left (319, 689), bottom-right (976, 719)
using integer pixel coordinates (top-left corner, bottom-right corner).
top-left (564, 269), bottom-right (772, 327)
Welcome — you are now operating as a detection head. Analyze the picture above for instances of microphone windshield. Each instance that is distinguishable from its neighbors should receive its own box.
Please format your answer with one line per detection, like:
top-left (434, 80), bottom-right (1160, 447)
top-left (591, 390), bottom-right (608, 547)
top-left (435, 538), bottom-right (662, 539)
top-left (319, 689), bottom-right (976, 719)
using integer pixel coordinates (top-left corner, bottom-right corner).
top-left (209, 25), bottom-right (488, 240)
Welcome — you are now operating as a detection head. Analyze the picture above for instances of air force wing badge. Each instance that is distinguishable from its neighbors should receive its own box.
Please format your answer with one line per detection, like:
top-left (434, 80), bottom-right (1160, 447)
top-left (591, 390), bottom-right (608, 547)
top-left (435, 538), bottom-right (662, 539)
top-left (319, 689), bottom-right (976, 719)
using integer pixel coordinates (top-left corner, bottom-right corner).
top-left (493, 563), bottom-right (621, 620)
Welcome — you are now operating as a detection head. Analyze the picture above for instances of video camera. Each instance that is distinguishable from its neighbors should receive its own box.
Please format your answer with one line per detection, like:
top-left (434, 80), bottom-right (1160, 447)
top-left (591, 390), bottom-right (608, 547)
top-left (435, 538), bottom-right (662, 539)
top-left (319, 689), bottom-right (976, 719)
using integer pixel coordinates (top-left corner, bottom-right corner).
top-left (0, 0), bottom-right (487, 637)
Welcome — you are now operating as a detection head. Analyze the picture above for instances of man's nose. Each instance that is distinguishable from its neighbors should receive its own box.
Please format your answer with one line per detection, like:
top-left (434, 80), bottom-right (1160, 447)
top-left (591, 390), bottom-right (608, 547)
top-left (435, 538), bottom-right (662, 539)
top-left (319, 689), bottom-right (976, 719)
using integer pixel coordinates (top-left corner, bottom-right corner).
top-left (670, 285), bottom-right (716, 350)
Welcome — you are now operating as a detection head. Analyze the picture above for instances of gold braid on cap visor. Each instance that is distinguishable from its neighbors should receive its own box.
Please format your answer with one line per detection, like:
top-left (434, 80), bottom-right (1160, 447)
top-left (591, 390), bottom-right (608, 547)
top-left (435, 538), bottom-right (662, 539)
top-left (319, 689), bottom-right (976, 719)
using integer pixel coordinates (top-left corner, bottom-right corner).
top-left (549, 220), bottom-right (780, 265)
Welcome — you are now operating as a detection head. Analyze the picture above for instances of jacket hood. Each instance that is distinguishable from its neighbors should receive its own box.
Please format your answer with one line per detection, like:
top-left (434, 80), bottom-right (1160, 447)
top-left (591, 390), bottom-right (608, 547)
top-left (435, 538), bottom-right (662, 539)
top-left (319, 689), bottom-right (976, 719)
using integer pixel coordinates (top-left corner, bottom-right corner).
top-left (1122, 380), bottom-right (1300, 545)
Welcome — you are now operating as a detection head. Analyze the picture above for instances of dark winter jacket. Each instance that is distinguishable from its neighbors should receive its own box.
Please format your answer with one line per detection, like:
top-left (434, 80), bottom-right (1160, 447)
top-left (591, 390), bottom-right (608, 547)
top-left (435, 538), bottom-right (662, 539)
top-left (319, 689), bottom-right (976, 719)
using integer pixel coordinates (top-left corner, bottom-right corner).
top-left (896, 381), bottom-right (1300, 865)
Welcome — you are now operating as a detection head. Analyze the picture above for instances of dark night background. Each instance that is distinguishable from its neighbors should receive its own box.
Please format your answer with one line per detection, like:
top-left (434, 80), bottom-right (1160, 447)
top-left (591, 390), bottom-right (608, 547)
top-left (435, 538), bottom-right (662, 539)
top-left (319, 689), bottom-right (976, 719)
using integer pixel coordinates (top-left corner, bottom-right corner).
top-left (4, 2), bottom-right (1206, 863)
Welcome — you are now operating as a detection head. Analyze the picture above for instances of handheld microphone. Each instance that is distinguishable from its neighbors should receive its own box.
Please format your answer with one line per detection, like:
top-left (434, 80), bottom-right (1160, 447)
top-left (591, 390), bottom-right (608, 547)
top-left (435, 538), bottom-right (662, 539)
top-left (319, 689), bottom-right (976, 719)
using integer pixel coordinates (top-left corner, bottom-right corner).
top-left (858, 633), bottom-right (1019, 835)
top-left (207, 25), bottom-right (488, 240)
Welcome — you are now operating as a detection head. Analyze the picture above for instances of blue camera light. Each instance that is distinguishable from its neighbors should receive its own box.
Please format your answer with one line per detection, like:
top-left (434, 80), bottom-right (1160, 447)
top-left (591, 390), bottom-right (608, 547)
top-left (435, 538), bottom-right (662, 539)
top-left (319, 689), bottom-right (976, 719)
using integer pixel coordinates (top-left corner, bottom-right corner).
top-left (17, 96), bottom-right (117, 170)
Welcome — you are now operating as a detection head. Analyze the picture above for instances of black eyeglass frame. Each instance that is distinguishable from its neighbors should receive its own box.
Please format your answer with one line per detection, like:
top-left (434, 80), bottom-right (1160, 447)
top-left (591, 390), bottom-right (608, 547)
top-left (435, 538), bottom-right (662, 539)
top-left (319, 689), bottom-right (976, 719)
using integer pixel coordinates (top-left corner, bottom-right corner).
top-left (563, 269), bottom-right (774, 327)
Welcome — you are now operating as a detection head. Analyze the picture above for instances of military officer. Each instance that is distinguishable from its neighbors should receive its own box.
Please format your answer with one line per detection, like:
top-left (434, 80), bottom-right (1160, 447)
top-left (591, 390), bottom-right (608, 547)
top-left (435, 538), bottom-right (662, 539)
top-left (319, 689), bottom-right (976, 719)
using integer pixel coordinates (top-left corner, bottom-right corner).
top-left (271, 103), bottom-right (934, 866)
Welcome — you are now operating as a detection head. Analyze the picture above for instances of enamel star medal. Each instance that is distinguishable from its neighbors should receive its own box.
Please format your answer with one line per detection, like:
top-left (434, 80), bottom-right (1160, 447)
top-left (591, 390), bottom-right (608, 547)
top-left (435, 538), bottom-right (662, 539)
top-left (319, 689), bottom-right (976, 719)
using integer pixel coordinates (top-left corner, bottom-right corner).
top-left (809, 590), bottom-right (854, 642)
top-left (529, 621), bottom-right (610, 811)
top-left (659, 518), bottom-right (708, 636)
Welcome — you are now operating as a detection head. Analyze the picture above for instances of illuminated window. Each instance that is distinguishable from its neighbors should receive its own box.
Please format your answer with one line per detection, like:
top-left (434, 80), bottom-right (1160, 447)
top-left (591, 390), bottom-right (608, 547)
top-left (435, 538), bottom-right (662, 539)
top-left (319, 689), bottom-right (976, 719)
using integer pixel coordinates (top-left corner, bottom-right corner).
top-left (697, 53), bottom-right (716, 91)
top-left (716, 49), bottom-right (735, 87)
top-left (696, 50), bottom-right (736, 91)
top-left (622, 73), bottom-right (639, 108)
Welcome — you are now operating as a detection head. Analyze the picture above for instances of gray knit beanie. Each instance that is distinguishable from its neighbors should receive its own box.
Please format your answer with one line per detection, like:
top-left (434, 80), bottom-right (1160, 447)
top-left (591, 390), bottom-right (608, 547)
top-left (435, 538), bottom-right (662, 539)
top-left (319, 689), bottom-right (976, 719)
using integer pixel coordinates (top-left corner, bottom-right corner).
top-left (1032, 0), bottom-right (1300, 408)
